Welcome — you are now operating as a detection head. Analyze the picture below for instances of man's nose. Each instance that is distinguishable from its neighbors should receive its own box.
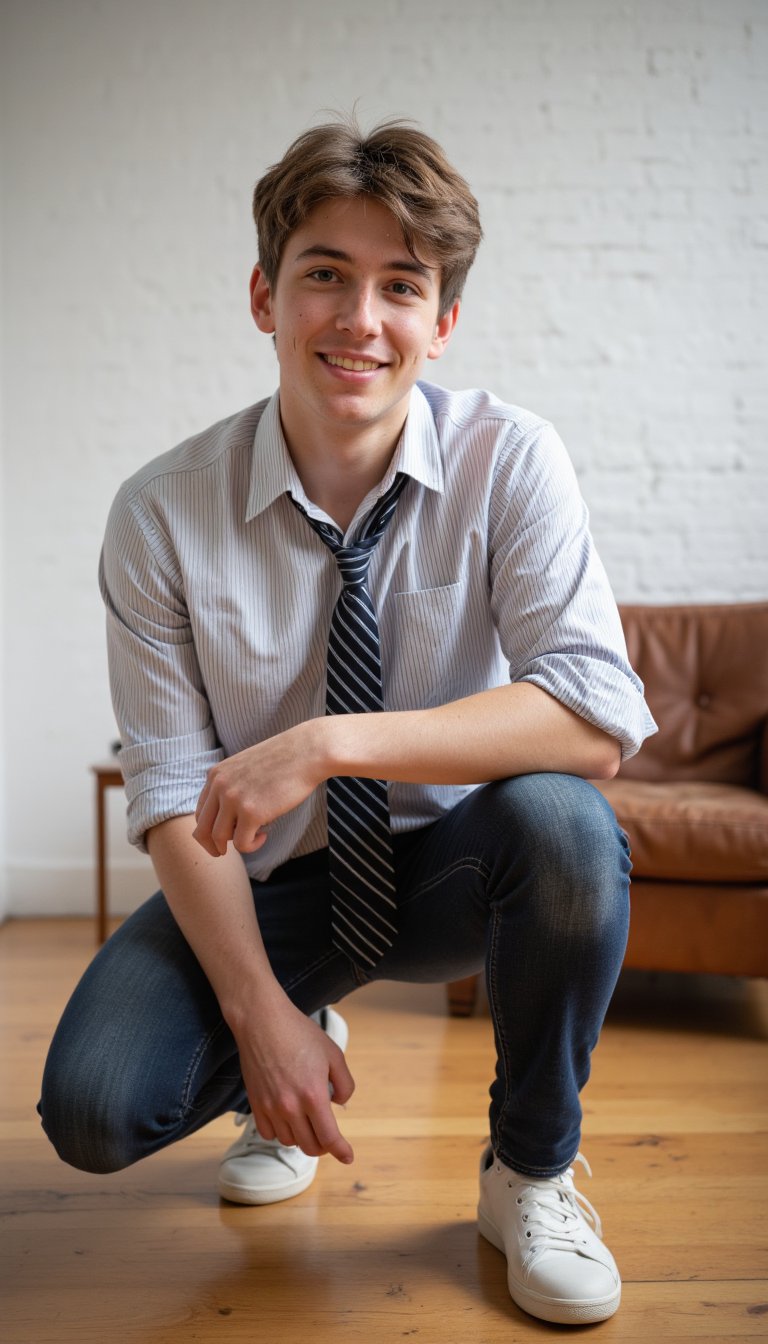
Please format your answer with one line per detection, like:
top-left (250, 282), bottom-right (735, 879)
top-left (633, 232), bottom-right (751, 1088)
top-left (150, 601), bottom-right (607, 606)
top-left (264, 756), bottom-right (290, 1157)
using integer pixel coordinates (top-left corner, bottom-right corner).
top-left (336, 284), bottom-right (382, 337)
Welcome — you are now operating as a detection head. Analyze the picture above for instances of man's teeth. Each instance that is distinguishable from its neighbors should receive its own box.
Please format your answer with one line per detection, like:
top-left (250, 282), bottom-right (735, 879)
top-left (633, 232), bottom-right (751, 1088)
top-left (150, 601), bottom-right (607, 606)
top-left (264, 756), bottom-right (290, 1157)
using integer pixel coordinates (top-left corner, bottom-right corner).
top-left (325, 354), bottom-right (380, 371)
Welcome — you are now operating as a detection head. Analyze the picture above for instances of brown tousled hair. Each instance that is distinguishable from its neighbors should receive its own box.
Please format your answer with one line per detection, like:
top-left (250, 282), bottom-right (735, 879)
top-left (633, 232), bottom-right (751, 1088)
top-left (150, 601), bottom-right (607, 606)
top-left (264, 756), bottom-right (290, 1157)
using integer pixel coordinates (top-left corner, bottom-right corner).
top-left (252, 117), bottom-right (482, 316)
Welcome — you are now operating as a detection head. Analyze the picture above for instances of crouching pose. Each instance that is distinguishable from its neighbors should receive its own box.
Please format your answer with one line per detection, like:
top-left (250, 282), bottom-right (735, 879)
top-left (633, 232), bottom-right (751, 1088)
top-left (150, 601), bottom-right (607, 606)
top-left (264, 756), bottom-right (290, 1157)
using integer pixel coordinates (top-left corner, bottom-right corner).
top-left (40, 116), bottom-right (655, 1326)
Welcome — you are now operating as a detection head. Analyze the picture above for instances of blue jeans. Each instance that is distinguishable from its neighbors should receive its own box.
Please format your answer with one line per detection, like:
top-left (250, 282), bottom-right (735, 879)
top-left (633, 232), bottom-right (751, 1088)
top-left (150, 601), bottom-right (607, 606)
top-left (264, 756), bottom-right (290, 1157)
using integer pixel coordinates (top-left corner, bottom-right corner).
top-left (39, 775), bottom-right (630, 1179)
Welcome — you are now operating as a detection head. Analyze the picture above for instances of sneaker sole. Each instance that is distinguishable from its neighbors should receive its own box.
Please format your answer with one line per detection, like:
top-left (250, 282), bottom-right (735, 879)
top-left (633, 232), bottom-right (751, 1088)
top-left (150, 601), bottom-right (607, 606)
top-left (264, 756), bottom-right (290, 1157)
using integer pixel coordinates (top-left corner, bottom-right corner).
top-left (477, 1207), bottom-right (621, 1326)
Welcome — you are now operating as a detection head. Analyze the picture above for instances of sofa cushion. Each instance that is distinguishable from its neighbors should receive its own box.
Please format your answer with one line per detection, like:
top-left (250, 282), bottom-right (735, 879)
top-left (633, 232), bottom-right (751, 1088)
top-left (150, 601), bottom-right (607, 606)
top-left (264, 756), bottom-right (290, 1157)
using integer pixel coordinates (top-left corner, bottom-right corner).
top-left (597, 778), bottom-right (768, 883)
top-left (618, 602), bottom-right (768, 789)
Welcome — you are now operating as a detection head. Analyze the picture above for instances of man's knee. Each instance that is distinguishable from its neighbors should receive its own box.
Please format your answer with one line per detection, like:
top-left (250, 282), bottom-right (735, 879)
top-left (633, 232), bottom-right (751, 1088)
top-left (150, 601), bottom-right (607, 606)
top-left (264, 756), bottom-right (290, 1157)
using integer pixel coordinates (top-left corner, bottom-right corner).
top-left (491, 773), bottom-right (631, 938)
top-left (39, 1044), bottom-right (139, 1175)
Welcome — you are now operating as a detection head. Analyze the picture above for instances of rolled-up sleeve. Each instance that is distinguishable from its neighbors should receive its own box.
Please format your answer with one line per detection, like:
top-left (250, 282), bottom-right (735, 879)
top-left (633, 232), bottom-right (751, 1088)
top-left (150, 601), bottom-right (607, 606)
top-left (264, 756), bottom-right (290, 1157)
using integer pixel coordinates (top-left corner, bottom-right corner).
top-left (488, 422), bottom-right (657, 759)
top-left (99, 484), bottom-right (224, 850)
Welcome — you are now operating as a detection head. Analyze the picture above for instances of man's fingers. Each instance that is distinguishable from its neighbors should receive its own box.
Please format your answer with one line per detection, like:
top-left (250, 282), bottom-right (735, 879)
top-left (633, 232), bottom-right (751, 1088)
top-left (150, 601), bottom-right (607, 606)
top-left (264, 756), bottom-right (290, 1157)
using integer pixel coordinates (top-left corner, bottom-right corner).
top-left (210, 808), bottom-right (236, 855)
top-left (191, 790), bottom-right (221, 854)
top-left (309, 1103), bottom-right (354, 1165)
top-left (253, 1105), bottom-right (301, 1150)
top-left (251, 1107), bottom-right (277, 1142)
top-left (252, 1088), bottom-right (354, 1165)
top-left (194, 779), bottom-right (210, 822)
top-left (194, 780), bottom-right (271, 857)
top-left (192, 825), bottom-right (220, 857)
top-left (327, 1133), bottom-right (354, 1164)
top-left (308, 1070), bottom-right (354, 1164)
top-left (328, 1053), bottom-right (355, 1107)
top-left (285, 1114), bottom-right (327, 1159)
top-left (192, 789), bottom-right (236, 856)
top-left (232, 817), bottom-right (269, 854)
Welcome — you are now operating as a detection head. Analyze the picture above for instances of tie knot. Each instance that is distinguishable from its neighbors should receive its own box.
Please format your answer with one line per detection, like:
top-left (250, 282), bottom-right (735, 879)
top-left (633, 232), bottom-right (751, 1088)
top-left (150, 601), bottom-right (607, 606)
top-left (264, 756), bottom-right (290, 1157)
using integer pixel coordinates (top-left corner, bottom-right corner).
top-left (290, 472), bottom-right (409, 587)
top-left (333, 538), bottom-right (377, 588)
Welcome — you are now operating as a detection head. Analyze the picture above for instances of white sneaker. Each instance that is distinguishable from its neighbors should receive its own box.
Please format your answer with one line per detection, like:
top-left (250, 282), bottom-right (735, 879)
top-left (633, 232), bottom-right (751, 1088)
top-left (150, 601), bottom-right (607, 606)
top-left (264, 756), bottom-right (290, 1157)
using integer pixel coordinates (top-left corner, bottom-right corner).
top-left (477, 1146), bottom-right (621, 1325)
top-left (217, 1006), bottom-right (349, 1205)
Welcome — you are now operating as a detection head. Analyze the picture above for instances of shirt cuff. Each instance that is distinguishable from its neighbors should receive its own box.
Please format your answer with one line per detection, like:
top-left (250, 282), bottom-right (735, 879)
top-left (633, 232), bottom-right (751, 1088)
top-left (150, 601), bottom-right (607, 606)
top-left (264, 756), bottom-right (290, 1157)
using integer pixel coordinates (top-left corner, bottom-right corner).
top-left (119, 730), bottom-right (224, 852)
top-left (517, 656), bottom-right (658, 760)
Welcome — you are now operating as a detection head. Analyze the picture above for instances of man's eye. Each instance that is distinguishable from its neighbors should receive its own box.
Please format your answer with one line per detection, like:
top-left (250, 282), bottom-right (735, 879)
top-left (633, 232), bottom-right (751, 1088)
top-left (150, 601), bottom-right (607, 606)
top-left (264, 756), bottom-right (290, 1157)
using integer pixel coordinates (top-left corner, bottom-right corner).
top-left (309, 269), bottom-right (337, 282)
top-left (389, 281), bottom-right (417, 296)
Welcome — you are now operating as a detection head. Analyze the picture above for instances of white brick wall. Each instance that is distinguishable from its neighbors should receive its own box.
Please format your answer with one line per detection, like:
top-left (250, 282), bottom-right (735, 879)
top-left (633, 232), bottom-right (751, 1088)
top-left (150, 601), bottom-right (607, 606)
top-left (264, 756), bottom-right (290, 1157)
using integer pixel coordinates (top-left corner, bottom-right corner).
top-left (1, 0), bottom-right (766, 915)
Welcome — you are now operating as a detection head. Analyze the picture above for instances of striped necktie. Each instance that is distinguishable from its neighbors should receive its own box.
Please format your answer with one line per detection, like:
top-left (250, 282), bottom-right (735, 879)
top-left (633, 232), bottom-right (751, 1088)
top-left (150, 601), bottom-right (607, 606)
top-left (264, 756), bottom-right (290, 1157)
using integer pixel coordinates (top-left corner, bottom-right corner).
top-left (291, 473), bottom-right (408, 968)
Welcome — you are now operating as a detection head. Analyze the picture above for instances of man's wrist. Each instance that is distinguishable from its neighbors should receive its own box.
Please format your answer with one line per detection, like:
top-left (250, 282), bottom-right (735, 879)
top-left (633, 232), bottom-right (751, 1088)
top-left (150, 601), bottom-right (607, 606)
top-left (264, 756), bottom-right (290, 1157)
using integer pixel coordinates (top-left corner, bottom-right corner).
top-left (306, 712), bottom-right (358, 781)
top-left (313, 711), bottom-right (386, 781)
top-left (219, 971), bottom-right (290, 1038)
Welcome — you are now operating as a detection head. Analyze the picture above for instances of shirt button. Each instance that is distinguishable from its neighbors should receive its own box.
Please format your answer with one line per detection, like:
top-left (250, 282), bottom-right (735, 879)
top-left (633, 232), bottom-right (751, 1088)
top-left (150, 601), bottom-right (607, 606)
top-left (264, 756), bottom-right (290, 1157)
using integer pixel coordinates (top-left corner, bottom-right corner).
top-left (697, 693), bottom-right (711, 709)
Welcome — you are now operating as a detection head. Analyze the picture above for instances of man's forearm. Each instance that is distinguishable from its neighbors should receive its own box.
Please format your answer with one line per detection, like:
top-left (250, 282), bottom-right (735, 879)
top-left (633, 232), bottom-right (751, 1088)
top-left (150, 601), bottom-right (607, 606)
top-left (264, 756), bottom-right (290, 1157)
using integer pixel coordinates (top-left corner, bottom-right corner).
top-left (192, 682), bottom-right (620, 860)
top-left (146, 813), bottom-right (356, 1162)
top-left (146, 813), bottom-right (284, 1031)
top-left (325, 682), bottom-right (621, 786)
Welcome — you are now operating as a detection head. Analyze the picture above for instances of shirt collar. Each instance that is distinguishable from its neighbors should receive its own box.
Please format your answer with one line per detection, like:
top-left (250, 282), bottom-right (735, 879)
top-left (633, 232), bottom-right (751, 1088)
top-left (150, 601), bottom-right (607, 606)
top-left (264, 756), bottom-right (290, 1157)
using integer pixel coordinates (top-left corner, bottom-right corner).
top-left (245, 390), bottom-right (306, 522)
top-left (245, 381), bottom-right (443, 524)
top-left (390, 382), bottom-right (444, 493)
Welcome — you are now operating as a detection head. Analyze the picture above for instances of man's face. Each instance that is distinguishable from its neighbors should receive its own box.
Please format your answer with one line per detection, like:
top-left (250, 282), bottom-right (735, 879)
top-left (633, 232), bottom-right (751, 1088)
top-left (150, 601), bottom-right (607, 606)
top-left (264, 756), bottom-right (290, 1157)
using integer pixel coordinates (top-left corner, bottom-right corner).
top-left (250, 196), bottom-right (459, 451)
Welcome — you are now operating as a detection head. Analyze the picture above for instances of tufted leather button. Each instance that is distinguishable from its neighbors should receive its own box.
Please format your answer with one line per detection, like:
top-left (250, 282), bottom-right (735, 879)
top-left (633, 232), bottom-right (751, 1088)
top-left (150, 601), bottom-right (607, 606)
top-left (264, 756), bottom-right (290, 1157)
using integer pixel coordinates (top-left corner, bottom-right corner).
top-left (697, 693), bottom-right (711, 709)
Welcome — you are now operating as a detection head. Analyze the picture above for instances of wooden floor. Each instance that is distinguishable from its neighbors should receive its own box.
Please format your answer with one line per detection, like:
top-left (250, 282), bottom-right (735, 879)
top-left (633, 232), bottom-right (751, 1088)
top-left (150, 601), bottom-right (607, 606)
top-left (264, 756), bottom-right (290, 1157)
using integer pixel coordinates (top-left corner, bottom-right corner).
top-left (1, 919), bottom-right (767, 1343)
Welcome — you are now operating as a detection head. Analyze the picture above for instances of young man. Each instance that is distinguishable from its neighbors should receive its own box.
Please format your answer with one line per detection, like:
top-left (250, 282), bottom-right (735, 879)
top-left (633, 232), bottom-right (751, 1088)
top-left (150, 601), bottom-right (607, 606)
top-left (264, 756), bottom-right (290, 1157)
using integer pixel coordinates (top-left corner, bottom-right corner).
top-left (40, 119), bottom-right (655, 1327)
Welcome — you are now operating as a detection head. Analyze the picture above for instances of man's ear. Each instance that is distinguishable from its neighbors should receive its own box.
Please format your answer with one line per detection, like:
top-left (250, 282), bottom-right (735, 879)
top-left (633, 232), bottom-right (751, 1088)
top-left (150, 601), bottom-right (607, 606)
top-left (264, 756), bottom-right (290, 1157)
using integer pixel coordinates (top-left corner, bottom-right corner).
top-left (427, 299), bottom-right (461, 360)
top-left (250, 264), bottom-right (276, 333)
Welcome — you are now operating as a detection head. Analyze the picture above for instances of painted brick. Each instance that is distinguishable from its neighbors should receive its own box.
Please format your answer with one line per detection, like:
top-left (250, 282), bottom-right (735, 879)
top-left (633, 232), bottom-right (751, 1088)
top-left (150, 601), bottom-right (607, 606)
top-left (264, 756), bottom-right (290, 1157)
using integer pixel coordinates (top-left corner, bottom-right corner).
top-left (1, 0), bottom-right (765, 913)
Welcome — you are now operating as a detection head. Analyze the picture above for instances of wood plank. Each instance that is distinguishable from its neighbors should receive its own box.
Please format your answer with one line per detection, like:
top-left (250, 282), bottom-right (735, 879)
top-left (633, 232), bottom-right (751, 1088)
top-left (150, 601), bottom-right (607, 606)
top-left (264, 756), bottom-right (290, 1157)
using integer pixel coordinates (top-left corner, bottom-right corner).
top-left (2, 1138), bottom-right (766, 1282)
top-left (1, 919), bottom-right (767, 1343)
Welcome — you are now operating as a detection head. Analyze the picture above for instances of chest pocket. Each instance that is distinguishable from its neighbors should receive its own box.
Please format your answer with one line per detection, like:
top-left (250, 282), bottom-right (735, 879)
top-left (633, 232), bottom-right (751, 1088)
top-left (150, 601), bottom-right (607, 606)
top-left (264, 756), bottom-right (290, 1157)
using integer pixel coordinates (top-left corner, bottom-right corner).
top-left (383, 583), bottom-right (466, 709)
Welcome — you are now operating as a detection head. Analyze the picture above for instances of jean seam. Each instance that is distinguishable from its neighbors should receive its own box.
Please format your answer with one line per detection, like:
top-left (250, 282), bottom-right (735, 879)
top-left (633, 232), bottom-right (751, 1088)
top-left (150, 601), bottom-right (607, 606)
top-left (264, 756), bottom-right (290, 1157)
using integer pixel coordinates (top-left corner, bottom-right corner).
top-left (488, 900), bottom-right (512, 1161)
top-left (281, 947), bottom-right (351, 993)
top-left (179, 1018), bottom-right (230, 1119)
top-left (398, 856), bottom-right (490, 909)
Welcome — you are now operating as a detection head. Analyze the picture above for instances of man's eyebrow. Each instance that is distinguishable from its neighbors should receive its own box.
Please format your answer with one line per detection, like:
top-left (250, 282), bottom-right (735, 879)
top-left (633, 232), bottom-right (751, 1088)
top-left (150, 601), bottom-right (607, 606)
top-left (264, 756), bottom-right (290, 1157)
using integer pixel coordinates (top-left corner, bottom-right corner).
top-left (294, 245), bottom-right (434, 279)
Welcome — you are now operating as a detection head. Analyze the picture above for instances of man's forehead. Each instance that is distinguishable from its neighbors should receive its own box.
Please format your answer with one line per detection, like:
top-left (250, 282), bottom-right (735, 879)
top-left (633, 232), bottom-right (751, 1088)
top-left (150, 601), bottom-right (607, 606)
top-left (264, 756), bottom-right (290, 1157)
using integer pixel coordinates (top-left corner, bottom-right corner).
top-left (283, 196), bottom-right (438, 276)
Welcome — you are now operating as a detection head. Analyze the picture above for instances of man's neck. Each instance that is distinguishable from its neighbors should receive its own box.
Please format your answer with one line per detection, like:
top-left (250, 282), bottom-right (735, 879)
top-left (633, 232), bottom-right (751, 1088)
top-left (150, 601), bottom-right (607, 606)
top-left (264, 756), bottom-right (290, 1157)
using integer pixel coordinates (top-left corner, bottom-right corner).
top-left (279, 404), bottom-right (408, 533)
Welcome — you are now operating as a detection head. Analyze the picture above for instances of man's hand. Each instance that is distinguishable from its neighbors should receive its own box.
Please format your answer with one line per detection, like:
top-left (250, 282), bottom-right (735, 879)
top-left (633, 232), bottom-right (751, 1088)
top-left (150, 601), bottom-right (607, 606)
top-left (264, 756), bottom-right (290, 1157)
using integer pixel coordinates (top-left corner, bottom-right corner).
top-left (233, 994), bottom-right (355, 1163)
top-left (193, 721), bottom-right (328, 857)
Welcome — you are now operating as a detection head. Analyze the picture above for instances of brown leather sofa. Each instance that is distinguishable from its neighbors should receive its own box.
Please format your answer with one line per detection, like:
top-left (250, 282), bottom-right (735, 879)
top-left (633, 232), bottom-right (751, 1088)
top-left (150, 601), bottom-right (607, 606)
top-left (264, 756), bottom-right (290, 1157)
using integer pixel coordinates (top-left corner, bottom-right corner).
top-left (447, 602), bottom-right (768, 1016)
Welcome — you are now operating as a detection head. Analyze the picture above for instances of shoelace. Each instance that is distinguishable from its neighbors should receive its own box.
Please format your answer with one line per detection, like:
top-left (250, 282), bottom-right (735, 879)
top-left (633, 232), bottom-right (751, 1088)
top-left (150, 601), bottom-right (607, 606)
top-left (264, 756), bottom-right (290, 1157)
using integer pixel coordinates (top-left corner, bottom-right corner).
top-left (232, 1113), bottom-right (297, 1157)
top-left (513, 1154), bottom-right (603, 1260)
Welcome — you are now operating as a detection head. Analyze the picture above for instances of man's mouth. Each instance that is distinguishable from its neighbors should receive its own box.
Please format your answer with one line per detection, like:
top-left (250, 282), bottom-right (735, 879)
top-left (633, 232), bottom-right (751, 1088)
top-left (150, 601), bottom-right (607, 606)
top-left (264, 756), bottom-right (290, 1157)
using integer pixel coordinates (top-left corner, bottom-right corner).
top-left (322, 354), bottom-right (382, 371)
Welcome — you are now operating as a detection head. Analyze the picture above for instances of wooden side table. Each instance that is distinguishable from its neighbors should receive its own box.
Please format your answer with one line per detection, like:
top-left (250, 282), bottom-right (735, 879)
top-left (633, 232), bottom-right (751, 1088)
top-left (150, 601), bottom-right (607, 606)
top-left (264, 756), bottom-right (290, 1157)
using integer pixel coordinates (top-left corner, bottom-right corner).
top-left (91, 762), bottom-right (124, 944)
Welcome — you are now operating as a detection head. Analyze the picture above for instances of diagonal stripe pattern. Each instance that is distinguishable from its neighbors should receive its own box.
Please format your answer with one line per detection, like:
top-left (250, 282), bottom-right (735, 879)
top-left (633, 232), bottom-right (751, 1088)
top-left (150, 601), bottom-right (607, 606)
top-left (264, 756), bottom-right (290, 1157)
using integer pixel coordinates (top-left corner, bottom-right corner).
top-left (291, 473), bottom-right (408, 967)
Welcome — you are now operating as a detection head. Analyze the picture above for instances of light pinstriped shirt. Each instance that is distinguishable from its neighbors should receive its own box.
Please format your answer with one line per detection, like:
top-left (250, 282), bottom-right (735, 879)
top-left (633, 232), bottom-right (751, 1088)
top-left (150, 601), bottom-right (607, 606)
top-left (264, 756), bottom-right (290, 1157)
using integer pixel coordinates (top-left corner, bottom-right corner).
top-left (100, 380), bottom-right (656, 879)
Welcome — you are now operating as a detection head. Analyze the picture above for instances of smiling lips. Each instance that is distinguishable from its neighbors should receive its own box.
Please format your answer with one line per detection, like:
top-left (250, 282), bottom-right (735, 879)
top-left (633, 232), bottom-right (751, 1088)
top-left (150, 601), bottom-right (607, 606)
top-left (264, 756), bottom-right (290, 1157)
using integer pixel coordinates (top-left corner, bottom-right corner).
top-left (322, 353), bottom-right (383, 371)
